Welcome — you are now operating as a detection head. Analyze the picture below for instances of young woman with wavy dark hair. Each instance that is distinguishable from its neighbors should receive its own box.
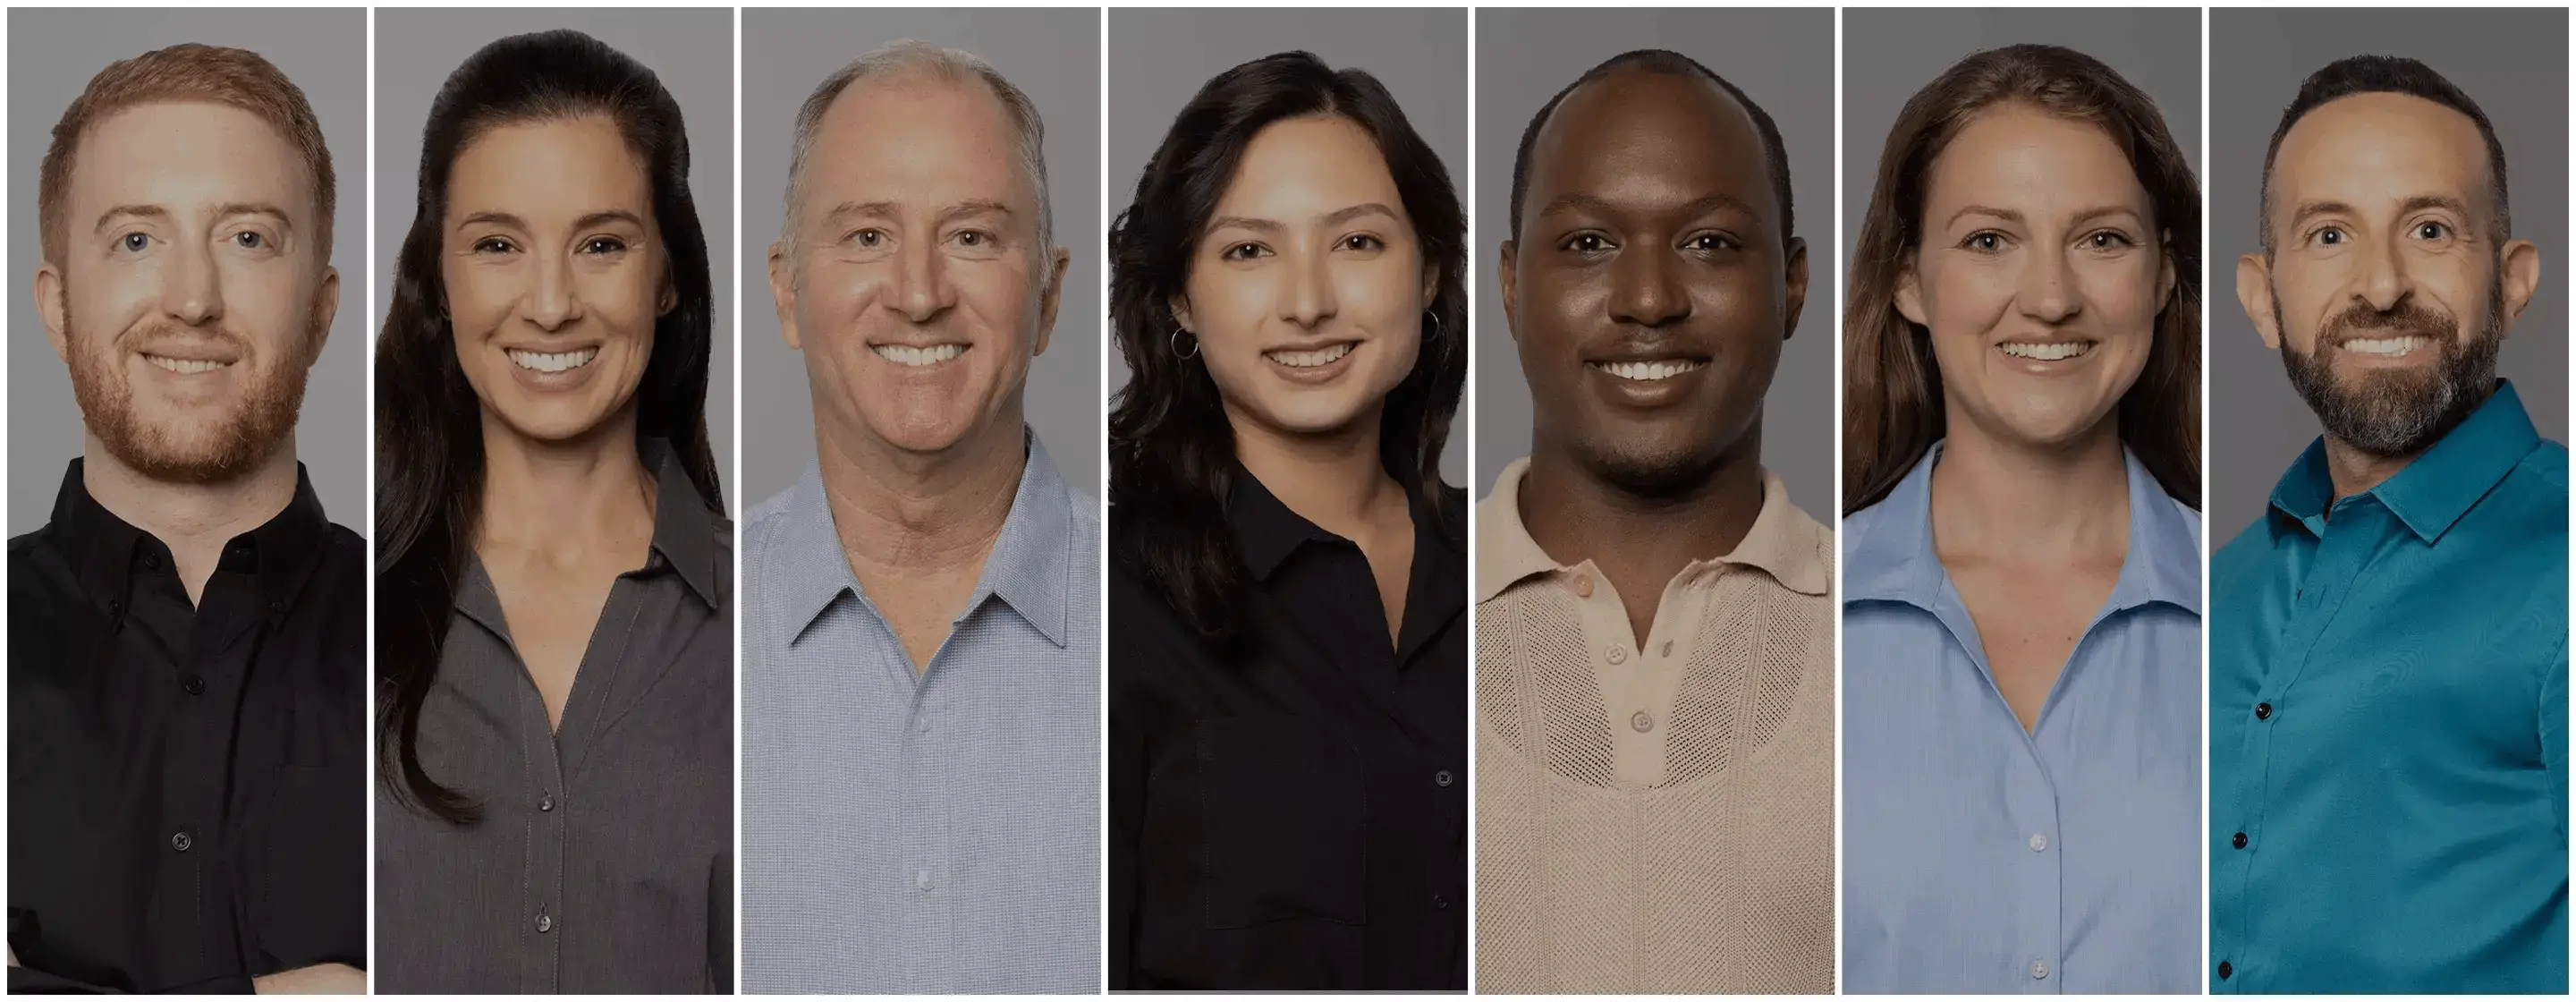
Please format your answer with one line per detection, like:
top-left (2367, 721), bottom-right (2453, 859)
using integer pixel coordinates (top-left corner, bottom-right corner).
top-left (371, 29), bottom-right (729, 993)
top-left (1838, 43), bottom-right (2204, 993)
top-left (1105, 50), bottom-right (1468, 989)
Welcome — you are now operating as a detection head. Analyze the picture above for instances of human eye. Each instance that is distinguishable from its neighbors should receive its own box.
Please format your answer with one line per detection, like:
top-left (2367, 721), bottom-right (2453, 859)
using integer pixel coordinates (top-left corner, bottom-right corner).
top-left (846, 228), bottom-right (888, 250)
top-left (1220, 242), bottom-right (1271, 262)
top-left (1683, 232), bottom-right (1739, 253)
top-left (1960, 230), bottom-right (2010, 254)
top-left (1558, 232), bottom-right (1614, 255)
top-left (2411, 220), bottom-right (2453, 242)
top-left (1339, 233), bottom-right (1385, 252)
top-left (470, 236), bottom-right (518, 256)
top-left (114, 232), bottom-right (153, 255)
top-left (579, 235), bottom-right (630, 256)
top-left (2306, 225), bottom-right (2348, 249)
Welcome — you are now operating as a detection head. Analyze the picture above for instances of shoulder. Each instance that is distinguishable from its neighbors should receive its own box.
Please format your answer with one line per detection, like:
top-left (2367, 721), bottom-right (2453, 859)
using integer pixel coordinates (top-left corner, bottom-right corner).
top-left (741, 483), bottom-right (801, 567)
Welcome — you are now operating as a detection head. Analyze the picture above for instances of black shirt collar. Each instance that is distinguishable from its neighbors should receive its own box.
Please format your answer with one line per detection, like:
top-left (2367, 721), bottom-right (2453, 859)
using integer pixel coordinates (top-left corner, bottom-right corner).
top-left (47, 456), bottom-right (335, 618)
top-left (1224, 463), bottom-right (1464, 582)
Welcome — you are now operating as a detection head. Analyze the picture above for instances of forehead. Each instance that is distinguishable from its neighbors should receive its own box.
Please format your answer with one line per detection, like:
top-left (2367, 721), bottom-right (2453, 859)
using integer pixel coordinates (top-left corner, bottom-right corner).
top-left (1214, 115), bottom-right (1402, 215)
top-left (448, 115), bottom-right (650, 208)
top-left (802, 73), bottom-right (1035, 212)
top-left (2271, 91), bottom-right (2490, 210)
top-left (69, 100), bottom-right (317, 219)
top-left (1524, 70), bottom-right (1774, 219)
top-left (1924, 105), bottom-right (2145, 210)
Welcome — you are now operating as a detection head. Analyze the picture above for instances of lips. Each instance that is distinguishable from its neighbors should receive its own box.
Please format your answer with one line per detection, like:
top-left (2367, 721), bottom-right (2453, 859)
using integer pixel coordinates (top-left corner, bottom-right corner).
top-left (1588, 358), bottom-right (1704, 381)
top-left (1267, 342), bottom-right (1355, 369)
top-left (143, 354), bottom-right (234, 375)
top-left (1998, 340), bottom-right (2096, 361)
top-left (874, 343), bottom-right (968, 367)
top-left (508, 347), bottom-right (597, 373)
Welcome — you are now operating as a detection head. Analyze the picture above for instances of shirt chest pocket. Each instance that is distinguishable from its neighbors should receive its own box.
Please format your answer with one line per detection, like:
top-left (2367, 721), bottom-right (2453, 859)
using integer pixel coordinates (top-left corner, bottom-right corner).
top-left (1192, 717), bottom-right (1369, 929)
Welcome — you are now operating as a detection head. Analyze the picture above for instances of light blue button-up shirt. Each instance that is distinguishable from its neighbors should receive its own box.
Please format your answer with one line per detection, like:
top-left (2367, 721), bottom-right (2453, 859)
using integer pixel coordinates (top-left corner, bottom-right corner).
top-left (2210, 381), bottom-right (2567, 994)
top-left (741, 435), bottom-right (1102, 993)
top-left (1843, 443), bottom-right (2202, 994)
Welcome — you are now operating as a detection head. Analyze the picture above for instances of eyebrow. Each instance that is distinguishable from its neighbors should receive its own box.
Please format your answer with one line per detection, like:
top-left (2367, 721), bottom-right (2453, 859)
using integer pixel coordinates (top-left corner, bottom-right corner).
top-left (1535, 191), bottom-right (1761, 223)
top-left (2399, 194), bottom-right (2473, 218)
top-left (93, 202), bottom-right (295, 233)
top-left (2285, 200), bottom-right (2354, 231)
top-left (1945, 204), bottom-right (2023, 228)
top-left (457, 209), bottom-right (646, 233)
top-left (1205, 202), bottom-right (1403, 236)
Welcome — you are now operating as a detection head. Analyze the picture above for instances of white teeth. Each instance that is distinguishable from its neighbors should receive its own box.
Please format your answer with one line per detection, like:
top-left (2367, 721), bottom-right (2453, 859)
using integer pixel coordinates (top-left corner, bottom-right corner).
top-left (145, 354), bottom-right (232, 375)
top-left (874, 344), bottom-right (966, 367)
top-left (2342, 335), bottom-right (2430, 356)
top-left (508, 348), bottom-right (597, 373)
top-left (1591, 359), bottom-right (1703, 381)
top-left (2000, 341), bottom-right (2094, 361)
top-left (1267, 343), bottom-right (1354, 369)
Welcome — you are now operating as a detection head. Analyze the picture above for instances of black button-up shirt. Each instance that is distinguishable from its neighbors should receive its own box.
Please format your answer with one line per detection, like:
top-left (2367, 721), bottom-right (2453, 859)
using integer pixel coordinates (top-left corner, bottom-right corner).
top-left (9, 461), bottom-right (367, 993)
top-left (373, 440), bottom-right (733, 994)
top-left (1109, 471), bottom-right (1469, 990)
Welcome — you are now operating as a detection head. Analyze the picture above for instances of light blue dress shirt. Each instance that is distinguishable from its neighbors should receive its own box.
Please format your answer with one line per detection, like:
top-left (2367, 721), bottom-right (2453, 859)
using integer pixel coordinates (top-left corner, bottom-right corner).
top-left (1843, 443), bottom-right (2202, 994)
top-left (2209, 381), bottom-right (2567, 994)
top-left (740, 435), bottom-right (1102, 993)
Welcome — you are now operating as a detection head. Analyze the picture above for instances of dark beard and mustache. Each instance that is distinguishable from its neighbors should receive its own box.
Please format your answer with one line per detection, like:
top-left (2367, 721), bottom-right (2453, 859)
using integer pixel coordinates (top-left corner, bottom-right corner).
top-left (64, 304), bottom-right (317, 485)
top-left (2275, 274), bottom-right (2504, 458)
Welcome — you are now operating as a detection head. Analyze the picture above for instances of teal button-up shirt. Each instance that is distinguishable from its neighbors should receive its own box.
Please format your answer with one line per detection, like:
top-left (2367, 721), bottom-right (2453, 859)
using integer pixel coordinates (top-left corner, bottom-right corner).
top-left (2209, 380), bottom-right (2568, 994)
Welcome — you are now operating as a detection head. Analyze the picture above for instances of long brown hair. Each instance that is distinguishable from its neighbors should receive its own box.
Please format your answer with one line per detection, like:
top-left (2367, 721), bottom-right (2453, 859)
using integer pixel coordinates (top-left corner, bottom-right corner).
top-left (1843, 43), bottom-right (2199, 515)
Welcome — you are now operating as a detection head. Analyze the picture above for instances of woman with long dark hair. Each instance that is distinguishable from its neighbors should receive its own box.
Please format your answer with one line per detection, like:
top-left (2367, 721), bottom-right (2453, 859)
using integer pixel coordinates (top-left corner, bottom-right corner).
top-left (1105, 51), bottom-right (1468, 989)
top-left (371, 29), bottom-right (729, 994)
top-left (1838, 44), bottom-right (2202, 992)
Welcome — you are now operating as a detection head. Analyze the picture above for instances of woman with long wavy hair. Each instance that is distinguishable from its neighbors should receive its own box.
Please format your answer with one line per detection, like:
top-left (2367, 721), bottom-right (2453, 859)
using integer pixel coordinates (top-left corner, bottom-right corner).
top-left (1838, 43), bottom-right (2203, 993)
top-left (1104, 51), bottom-right (1468, 990)
top-left (371, 29), bottom-right (729, 994)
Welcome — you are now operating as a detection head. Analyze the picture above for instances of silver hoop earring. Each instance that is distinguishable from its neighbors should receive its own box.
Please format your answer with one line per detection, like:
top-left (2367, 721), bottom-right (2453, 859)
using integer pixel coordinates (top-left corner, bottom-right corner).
top-left (1169, 327), bottom-right (1200, 359)
top-left (1423, 310), bottom-right (1443, 340)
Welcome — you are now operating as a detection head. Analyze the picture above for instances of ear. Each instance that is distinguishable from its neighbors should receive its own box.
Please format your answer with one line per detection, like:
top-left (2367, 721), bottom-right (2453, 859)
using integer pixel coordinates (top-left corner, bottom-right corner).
top-left (1165, 293), bottom-right (1193, 335)
top-left (2236, 251), bottom-right (2281, 350)
top-left (1781, 236), bottom-right (1809, 342)
top-left (1033, 245), bottom-right (1070, 357)
top-left (309, 265), bottom-right (341, 367)
top-left (1420, 258), bottom-right (1439, 315)
top-left (2497, 238), bottom-right (2541, 334)
top-left (657, 267), bottom-right (679, 318)
top-left (1497, 239), bottom-right (1521, 344)
top-left (1893, 259), bottom-right (1928, 327)
top-left (2157, 228), bottom-right (2179, 310)
top-left (767, 240), bottom-right (802, 351)
top-left (36, 263), bottom-right (70, 364)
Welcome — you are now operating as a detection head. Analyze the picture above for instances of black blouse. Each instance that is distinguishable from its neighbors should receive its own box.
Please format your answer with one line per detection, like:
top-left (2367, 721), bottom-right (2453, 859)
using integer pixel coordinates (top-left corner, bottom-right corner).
top-left (1108, 471), bottom-right (1469, 990)
top-left (9, 462), bottom-right (366, 993)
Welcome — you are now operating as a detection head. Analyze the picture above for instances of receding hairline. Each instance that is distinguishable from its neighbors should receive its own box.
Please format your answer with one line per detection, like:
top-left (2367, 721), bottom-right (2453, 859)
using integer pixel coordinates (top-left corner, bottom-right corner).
top-left (781, 42), bottom-right (1054, 257)
top-left (2264, 89), bottom-right (2502, 234)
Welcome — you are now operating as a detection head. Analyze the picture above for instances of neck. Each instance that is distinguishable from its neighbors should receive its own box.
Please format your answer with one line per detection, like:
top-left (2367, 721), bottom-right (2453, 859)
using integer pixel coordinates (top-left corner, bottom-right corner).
top-left (475, 406), bottom-right (656, 556)
top-left (81, 433), bottom-right (301, 602)
top-left (1519, 429), bottom-right (1767, 581)
top-left (817, 414), bottom-right (1025, 574)
top-left (1230, 403), bottom-right (1402, 540)
top-left (1928, 414), bottom-right (2129, 560)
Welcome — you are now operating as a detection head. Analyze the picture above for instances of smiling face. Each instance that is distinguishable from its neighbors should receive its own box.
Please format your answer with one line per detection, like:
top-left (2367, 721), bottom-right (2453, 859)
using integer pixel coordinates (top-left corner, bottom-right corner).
top-left (1504, 69), bottom-right (1804, 493)
top-left (769, 74), bottom-right (1063, 461)
top-left (441, 115), bottom-right (668, 446)
top-left (38, 100), bottom-right (337, 483)
top-left (2242, 90), bottom-right (2536, 456)
top-left (1172, 114), bottom-right (1432, 446)
top-left (1897, 103), bottom-right (2172, 452)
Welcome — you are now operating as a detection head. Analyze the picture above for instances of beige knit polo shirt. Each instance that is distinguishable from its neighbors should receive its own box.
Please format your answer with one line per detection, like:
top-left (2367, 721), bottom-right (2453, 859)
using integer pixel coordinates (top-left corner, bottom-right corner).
top-left (1472, 457), bottom-right (1835, 994)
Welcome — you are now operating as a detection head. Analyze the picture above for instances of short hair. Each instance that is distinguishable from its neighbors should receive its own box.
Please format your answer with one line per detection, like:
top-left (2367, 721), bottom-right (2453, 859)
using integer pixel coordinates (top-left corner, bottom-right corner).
top-left (2260, 55), bottom-right (2510, 251)
top-left (1509, 49), bottom-right (1794, 244)
top-left (38, 43), bottom-right (335, 267)
top-left (781, 40), bottom-right (1053, 257)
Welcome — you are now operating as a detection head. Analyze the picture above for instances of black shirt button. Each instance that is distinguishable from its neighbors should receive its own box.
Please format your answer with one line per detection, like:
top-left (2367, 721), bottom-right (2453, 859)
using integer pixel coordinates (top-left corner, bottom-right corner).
top-left (539, 794), bottom-right (555, 812)
top-left (535, 911), bottom-right (553, 933)
top-left (141, 552), bottom-right (160, 570)
top-left (1432, 893), bottom-right (1449, 911)
top-left (2233, 831), bottom-right (2248, 850)
top-left (2218, 961), bottom-right (2233, 980)
top-left (1434, 769), bottom-right (1453, 788)
top-left (2254, 702), bottom-right (2273, 720)
top-left (267, 600), bottom-right (285, 616)
top-left (170, 830), bottom-right (193, 853)
top-left (182, 675), bottom-right (207, 696)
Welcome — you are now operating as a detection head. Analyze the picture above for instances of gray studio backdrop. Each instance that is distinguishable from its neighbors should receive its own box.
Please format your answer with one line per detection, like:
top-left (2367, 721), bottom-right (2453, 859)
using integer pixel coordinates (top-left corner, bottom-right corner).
top-left (1474, 8), bottom-right (1835, 516)
top-left (1106, 6), bottom-right (1470, 488)
top-left (374, 7), bottom-right (737, 514)
top-left (741, 7), bottom-right (1103, 505)
top-left (2210, 7), bottom-right (2569, 547)
top-left (1843, 6), bottom-right (2203, 510)
top-left (8, 8), bottom-right (367, 534)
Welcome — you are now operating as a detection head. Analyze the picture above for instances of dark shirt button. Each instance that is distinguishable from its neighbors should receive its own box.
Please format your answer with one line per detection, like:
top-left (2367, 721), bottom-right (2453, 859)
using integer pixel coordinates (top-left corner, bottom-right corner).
top-left (535, 911), bottom-right (553, 933)
top-left (538, 794), bottom-right (555, 812)
top-left (182, 675), bottom-right (207, 696)
top-left (2218, 961), bottom-right (2233, 980)
top-left (267, 599), bottom-right (285, 616)
top-left (1434, 769), bottom-right (1453, 788)
top-left (2254, 702), bottom-right (2273, 720)
top-left (141, 552), bottom-right (160, 570)
top-left (2233, 831), bottom-right (2249, 850)
top-left (170, 830), bottom-right (192, 853)
top-left (1432, 893), bottom-right (1449, 911)
top-left (108, 599), bottom-right (123, 617)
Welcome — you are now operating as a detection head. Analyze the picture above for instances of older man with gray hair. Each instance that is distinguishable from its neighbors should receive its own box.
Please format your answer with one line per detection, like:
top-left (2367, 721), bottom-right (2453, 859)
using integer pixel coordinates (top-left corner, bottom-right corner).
top-left (740, 39), bottom-right (1097, 993)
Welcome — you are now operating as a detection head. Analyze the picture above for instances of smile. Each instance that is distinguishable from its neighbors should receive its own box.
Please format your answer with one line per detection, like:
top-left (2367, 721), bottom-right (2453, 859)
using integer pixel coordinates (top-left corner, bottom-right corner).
top-left (143, 354), bottom-right (234, 375)
top-left (1589, 359), bottom-right (1703, 381)
top-left (509, 348), bottom-right (597, 373)
top-left (1266, 343), bottom-right (1355, 369)
top-left (1999, 341), bottom-right (2095, 361)
top-left (2340, 335), bottom-right (2432, 356)
top-left (875, 344), bottom-right (967, 367)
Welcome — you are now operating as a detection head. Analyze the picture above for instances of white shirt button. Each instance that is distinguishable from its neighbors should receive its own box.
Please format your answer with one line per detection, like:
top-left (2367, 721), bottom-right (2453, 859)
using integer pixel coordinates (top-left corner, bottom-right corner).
top-left (1606, 645), bottom-right (1627, 665)
top-left (915, 715), bottom-right (930, 734)
top-left (2029, 833), bottom-right (2048, 852)
top-left (2030, 959), bottom-right (2049, 980)
top-left (915, 869), bottom-right (933, 891)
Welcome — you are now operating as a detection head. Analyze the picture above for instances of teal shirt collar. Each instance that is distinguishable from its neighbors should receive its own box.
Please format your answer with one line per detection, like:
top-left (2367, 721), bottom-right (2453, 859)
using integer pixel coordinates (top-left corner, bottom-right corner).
top-left (2267, 379), bottom-right (2543, 544)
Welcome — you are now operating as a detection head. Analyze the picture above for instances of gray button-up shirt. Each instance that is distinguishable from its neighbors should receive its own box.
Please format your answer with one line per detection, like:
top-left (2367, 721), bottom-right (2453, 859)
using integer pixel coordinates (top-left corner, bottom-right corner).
top-left (741, 434), bottom-right (1101, 993)
top-left (376, 439), bottom-right (733, 993)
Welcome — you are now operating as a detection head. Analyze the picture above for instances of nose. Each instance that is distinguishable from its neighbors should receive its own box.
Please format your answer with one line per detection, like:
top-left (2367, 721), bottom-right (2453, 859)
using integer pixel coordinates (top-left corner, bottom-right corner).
top-left (1277, 245), bottom-right (1338, 329)
top-left (2354, 230), bottom-right (2415, 313)
top-left (159, 238), bottom-right (225, 327)
top-left (1607, 244), bottom-right (1690, 327)
top-left (2018, 245), bottom-right (2080, 324)
top-left (888, 232), bottom-right (957, 324)
top-left (526, 250), bottom-right (585, 331)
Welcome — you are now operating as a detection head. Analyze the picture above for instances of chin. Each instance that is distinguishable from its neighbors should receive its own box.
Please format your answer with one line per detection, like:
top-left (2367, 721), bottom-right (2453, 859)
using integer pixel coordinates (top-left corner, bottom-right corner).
top-left (866, 411), bottom-right (987, 455)
top-left (491, 402), bottom-right (614, 444)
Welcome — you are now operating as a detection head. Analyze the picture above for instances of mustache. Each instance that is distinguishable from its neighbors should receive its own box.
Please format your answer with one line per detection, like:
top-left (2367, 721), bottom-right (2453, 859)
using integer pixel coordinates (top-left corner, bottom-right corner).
top-left (120, 319), bottom-right (253, 357)
top-left (2319, 300), bottom-right (2458, 348)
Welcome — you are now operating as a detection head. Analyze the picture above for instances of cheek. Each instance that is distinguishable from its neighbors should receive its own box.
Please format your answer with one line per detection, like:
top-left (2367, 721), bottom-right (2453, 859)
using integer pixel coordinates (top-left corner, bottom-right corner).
top-left (1182, 269), bottom-right (1267, 353)
top-left (1919, 257), bottom-right (2013, 341)
top-left (2078, 254), bottom-right (2165, 352)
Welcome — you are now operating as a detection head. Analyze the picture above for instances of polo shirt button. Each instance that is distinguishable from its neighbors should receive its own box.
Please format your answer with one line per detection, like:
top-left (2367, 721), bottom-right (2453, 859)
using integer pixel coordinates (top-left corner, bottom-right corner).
top-left (170, 829), bottom-right (192, 853)
top-left (2029, 959), bottom-right (2049, 980)
top-left (1630, 710), bottom-right (1655, 733)
top-left (1434, 769), bottom-right (1453, 787)
top-left (2255, 702), bottom-right (2273, 720)
top-left (2233, 831), bottom-right (2248, 849)
top-left (2218, 960), bottom-right (2233, 980)
top-left (1572, 574), bottom-right (1594, 599)
top-left (182, 675), bottom-right (207, 696)
top-left (1606, 645), bottom-right (1627, 665)
top-left (1659, 640), bottom-right (1674, 658)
